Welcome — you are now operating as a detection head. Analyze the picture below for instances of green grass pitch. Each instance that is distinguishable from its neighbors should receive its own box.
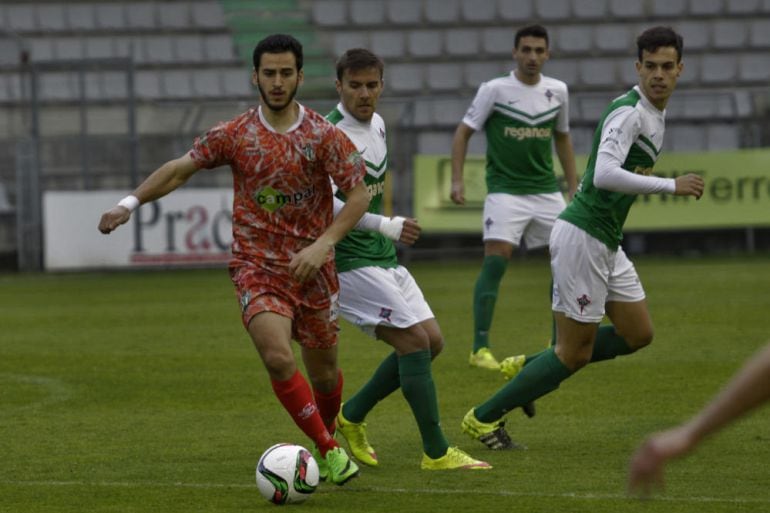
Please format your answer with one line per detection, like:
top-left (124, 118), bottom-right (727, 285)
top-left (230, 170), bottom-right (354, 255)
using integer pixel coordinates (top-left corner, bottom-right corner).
top-left (1, 256), bottom-right (769, 512)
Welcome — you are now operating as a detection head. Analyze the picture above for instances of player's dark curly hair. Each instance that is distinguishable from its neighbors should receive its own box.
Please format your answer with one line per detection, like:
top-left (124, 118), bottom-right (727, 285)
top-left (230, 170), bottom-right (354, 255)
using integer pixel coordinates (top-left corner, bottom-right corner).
top-left (515, 24), bottom-right (549, 49)
top-left (335, 48), bottom-right (384, 81)
top-left (637, 26), bottom-right (684, 62)
top-left (253, 34), bottom-right (304, 71)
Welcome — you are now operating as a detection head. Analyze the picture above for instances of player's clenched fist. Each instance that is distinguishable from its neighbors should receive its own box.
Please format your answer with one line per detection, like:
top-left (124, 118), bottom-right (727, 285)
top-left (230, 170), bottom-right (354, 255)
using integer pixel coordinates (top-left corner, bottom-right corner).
top-left (98, 206), bottom-right (131, 234)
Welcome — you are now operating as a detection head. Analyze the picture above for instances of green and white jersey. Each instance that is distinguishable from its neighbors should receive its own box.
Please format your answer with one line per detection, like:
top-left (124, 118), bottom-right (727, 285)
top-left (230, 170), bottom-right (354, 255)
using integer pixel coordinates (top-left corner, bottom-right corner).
top-left (560, 86), bottom-right (673, 250)
top-left (462, 72), bottom-right (570, 195)
top-left (326, 103), bottom-right (397, 273)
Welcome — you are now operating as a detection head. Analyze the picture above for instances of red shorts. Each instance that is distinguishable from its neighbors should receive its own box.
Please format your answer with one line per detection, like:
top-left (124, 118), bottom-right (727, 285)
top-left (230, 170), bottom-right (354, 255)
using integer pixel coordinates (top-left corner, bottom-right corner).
top-left (229, 262), bottom-right (340, 349)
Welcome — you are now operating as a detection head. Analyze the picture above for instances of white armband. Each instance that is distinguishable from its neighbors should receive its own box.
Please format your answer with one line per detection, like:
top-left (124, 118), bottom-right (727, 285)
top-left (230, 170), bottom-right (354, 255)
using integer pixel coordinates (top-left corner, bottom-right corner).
top-left (117, 195), bottom-right (140, 212)
top-left (379, 216), bottom-right (405, 241)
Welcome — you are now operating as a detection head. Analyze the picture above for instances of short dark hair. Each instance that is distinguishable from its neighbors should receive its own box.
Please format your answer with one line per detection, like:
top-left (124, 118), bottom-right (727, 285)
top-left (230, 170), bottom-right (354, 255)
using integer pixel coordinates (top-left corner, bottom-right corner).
top-left (636, 26), bottom-right (684, 62)
top-left (335, 48), bottom-right (384, 81)
top-left (515, 24), bottom-right (549, 49)
top-left (252, 34), bottom-right (303, 71)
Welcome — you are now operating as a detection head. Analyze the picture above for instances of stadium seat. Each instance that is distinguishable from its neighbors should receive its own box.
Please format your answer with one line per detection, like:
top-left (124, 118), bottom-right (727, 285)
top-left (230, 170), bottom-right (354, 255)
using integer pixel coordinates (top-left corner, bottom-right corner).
top-left (571, 0), bottom-right (609, 19)
top-left (37, 4), bottom-right (68, 31)
top-left (726, 0), bottom-right (763, 13)
top-left (700, 54), bottom-right (737, 84)
top-left (5, 5), bottom-right (37, 32)
top-left (193, 69), bottom-right (223, 98)
top-left (312, 0), bottom-right (348, 26)
top-left (497, 0), bottom-right (534, 20)
top-left (84, 37), bottom-right (114, 60)
top-left (0, 74), bottom-right (10, 103)
top-left (143, 36), bottom-right (176, 64)
top-left (445, 29), bottom-right (480, 57)
top-left (594, 24), bottom-right (631, 54)
top-left (370, 31), bottom-right (406, 59)
top-left (428, 98), bottom-right (469, 126)
top-left (481, 28), bottom-right (514, 56)
top-left (713, 20), bottom-right (748, 48)
top-left (386, 0), bottom-right (423, 24)
top-left (535, 0), bottom-right (572, 20)
top-left (54, 37), bottom-right (85, 61)
top-left (125, 2), bottom-right (157, 29)
top-left (191, 2), bottom-right (227, 29)
top-left (673, 21), bottom-right (710, 51)
top-left (688, 0), bottom-right (722, 16)
top-left (67, 4), bottom-right (97, 31)
top-left (39, 72), bottom-right (79, 101)
top-left (204, 34), bottom-right (238, 62)
top-left (546, 59), bottom-right (579, 88)
top-left (555, 26), bottom-right (593, 55)
top-left (350, 0), bottom-right (386, 25)
top-left (332, 32), bottom-right (370, 59)
top-left (738, 53), bottom-right (770, 82)
top-left (426, 63), bottom-right (463, 92)
top-left (460, 0), bottom-right (497, 22)
top-left (113, 37), bottom-right (142, 61)
top-left (135, 70), bottom-right (163, 99)
top-left (425, 0), bottom-right (461, 23)
top-left (578, 58), bottom-right (617, 87)
top-left (158, 2), bottom-right (191, 29)
top-left (30, 38), bottom-right (56, 62)
top-left (162, 70), bottom-right (195, 98)
top-left (749, 19), bottom-right (770, 47)
top-left (220, 67), bottom-right (252, 97)
top-left (408, 30), bottom-right (443, 58)
top-left (463, 61), bottom-right (507, 89)
top-left (94, 4), bottom-right (127, 30)
top-left (675, 54), bottom-right (699, 86)
top-left (651, 0), bottom-right (688, 16)
top-left (609, 0), bottom-right (644, 17)
top-left (175, 35), bottom-right (206, 63)
top-left (388, 63), bottom-right (424, 93)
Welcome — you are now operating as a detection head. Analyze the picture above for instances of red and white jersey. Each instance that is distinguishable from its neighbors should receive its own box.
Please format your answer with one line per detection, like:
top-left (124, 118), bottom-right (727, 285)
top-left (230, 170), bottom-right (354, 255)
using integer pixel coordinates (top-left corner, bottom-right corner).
top-left (190, 103), bottom-right (365, 307)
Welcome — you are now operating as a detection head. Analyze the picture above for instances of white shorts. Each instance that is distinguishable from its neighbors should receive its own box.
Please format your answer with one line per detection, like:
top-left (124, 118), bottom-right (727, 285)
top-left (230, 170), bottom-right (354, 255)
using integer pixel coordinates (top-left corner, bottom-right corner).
top-left (482, 192), bottom-right (567, 249)
top-left (549, 219), bottom-right (645, 323)
top-left (338, 265), bottom-right (435, 339)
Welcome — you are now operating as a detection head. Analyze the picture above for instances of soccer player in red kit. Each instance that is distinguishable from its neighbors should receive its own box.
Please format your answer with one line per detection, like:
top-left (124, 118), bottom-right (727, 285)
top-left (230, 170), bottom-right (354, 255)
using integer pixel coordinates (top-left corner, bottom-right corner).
top-left (98, 34), bottom-right (369, 485)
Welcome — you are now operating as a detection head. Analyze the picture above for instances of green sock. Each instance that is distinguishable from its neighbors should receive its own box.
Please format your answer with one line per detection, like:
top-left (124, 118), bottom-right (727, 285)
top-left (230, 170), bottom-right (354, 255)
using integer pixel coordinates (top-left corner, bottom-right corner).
top-left (398, 350), bottom-right (449, 459)
top-left (473, 255), bottom-right (508, 352)
top-left (342, 352), bottom-right (400, 423)
top-left (475, 348), bottom-right (572, 423)
top-left (590, 325), bottom-right (634, 362)
top-left (523, 325), bottom-right (634, 367)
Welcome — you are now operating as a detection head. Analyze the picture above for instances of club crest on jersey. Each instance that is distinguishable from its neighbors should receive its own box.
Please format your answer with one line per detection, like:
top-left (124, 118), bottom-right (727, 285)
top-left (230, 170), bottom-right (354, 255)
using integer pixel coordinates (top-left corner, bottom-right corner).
top-left (576, 294), bottom-right (591, 314)
top-left (484, 217), bottom-right (494, 230)
top-left (379, 127), bottom-right (386, 139)
top-left (379, 307), bottom-right (393, 322)
top-left (545, 89), bottom-right (554, 102)
top-left (302, 144), bottom-right (315, 161)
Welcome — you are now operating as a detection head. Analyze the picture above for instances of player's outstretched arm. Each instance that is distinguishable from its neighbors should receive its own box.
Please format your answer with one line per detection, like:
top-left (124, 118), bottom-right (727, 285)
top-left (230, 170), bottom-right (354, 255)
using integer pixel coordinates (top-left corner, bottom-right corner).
top-left (98, 154), bottom-right (201, 234)
top-left (629, 341), bottom-right (770, 496)
top-left (450, 123), bottom-right (475, 205)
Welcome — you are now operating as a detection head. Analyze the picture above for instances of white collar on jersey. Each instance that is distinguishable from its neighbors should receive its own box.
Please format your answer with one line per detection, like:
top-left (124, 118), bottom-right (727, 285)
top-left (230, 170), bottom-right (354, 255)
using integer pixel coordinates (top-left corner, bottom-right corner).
top-left (258, 102), bottom-right (306, 133)
top-left (633, 85), bottom-right (666, 116)
top-left (335, 102), bottom-right (373, 127)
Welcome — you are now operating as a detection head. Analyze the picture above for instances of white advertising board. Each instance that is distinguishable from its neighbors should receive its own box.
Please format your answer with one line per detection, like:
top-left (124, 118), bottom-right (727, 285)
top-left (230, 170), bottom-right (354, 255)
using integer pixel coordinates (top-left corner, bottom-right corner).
top-left (44, 189), bottom-right (234, 270)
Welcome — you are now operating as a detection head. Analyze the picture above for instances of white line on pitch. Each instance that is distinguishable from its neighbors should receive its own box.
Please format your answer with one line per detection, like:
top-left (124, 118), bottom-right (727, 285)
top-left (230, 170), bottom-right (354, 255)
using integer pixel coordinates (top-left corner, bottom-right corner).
top-left (3, 480), bottom-right (769, 505)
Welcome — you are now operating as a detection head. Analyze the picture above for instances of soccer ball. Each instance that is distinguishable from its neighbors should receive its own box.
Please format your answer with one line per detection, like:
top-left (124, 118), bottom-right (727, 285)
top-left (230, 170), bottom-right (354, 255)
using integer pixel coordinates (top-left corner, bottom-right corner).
top-left (256, 443), bottom-right (319, 505)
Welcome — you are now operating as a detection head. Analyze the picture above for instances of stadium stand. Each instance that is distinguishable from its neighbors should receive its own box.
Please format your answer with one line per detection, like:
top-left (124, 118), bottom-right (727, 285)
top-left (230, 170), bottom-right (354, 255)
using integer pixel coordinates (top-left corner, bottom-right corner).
top-left (1, 0), bottom-right (769, 267)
